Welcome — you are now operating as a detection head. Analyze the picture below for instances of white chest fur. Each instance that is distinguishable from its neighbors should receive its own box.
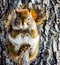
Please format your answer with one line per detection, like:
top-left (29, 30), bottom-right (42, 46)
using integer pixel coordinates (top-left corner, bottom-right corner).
top-left (8, 33), bottom-right (39, 54)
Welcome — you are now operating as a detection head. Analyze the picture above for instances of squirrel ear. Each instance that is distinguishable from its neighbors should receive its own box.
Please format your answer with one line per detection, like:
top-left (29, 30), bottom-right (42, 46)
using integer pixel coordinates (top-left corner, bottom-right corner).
top-left (5, 10), bottom-right (16, 29)
top-left (30, 9), bottom-right (47, 25)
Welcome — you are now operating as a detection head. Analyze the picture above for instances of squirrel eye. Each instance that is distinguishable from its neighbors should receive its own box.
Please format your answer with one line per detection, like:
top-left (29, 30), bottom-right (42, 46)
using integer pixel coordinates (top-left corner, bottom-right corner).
top-left (14, 17), bottom-right (19, 25)
top-left (28, 17), bottom-right (30, 20)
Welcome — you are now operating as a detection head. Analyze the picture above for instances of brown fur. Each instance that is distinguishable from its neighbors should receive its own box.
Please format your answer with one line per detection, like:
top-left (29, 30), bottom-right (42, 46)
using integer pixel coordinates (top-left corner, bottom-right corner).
top-left (6, 8), bottom-right (47, 65)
